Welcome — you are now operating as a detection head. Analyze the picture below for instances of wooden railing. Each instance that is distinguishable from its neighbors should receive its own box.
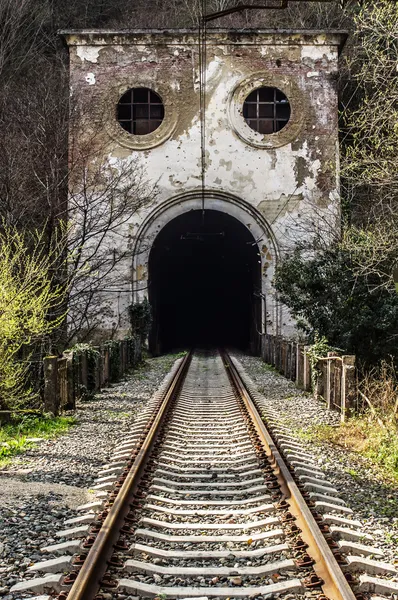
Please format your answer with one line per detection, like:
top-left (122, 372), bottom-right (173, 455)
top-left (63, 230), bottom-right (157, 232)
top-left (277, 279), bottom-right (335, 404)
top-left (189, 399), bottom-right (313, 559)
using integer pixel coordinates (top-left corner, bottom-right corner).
top-left (262, 334), bottom-right (356, 421)
top-left (43, 338), bottom-right (142, 415)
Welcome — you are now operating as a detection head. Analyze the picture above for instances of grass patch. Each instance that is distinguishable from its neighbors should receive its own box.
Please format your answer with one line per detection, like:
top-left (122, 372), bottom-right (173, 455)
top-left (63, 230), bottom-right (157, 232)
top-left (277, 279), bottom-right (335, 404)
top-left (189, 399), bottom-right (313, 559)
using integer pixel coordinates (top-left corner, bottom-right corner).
top-left (300, 418), bottom-right (398, 483)
top-left (105, 409), bottom-right (131, 419)
top-left (0, 414), bottom-right (76, 466)
top-left (261, 363), bottom-right (279, 373)
top-left (168, 351), bottom-right (188, 359)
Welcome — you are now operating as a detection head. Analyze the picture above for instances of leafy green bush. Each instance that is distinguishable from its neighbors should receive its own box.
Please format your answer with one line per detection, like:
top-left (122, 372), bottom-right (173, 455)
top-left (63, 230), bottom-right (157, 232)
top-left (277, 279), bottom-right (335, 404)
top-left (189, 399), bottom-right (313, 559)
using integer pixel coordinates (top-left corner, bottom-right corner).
top-left (275, 245), bottom-right (398, 366)
top-left (0, 226), bottom-right (65, 410)
top-left (129, 299), bottom-right (152, 341)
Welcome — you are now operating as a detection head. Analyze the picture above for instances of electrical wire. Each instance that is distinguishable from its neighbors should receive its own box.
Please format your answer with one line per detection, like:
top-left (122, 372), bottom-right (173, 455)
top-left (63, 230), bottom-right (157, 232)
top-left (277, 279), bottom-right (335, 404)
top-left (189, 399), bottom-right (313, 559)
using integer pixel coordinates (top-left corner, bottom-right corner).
top-left (199, 0), bottom-right (207, 224)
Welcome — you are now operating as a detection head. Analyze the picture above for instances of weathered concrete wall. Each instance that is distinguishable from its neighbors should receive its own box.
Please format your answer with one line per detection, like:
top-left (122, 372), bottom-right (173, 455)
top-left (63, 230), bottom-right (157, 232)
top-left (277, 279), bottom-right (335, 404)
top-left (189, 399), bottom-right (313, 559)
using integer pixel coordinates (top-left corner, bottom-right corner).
top-left (63, 29), bottom-right (345, 342)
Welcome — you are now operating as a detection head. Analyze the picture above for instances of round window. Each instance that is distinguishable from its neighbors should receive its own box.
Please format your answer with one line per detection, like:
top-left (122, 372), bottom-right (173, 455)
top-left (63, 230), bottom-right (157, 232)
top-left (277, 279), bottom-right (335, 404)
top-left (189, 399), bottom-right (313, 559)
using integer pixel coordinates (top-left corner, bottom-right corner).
top-left (117, 88), bottom-right (165, 135)
top-left (243, 87), bottom-right (290, 134)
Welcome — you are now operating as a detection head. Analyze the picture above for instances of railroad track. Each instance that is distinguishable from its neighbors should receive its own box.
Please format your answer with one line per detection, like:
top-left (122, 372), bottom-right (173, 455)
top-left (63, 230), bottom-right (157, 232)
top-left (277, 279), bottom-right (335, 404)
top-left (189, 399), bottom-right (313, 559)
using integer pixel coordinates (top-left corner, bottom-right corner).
top-left (13, 350), bottom-right (397, 600)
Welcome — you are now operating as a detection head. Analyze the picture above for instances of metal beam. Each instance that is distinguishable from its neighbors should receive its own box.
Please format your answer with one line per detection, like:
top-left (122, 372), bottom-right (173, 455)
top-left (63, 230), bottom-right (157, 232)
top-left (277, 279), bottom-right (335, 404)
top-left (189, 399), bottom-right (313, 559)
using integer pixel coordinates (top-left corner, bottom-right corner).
top-left (204, 0), bottom-right (335, 23)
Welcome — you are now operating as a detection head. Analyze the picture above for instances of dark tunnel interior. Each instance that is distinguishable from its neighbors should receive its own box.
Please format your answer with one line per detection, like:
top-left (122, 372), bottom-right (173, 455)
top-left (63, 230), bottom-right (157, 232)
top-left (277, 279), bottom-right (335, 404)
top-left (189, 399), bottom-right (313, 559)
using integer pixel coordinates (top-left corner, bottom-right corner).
top-left (148, 209), bottom-right (261, 354)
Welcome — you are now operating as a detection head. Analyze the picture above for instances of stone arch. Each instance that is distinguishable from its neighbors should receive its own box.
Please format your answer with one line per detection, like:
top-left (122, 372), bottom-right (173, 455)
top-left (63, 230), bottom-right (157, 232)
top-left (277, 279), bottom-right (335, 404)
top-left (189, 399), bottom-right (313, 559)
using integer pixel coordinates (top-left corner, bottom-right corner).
top-left (132, 189), bottom-right (282, 343)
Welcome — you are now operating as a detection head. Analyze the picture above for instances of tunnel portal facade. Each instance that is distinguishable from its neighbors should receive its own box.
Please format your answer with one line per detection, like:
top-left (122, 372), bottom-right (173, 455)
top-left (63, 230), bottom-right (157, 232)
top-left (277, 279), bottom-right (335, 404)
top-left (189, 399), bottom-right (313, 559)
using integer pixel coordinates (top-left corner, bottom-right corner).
top-left (63, 28), bottom-right (345, 352)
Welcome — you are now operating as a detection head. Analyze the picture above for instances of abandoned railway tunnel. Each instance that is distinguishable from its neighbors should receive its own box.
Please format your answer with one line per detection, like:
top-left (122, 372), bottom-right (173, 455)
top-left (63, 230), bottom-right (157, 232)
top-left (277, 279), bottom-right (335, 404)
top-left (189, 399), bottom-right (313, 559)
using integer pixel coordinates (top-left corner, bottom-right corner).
top-left (63, 29), bottom-right (346, 353)
top-left (148, 209), bottom-right (262, 354)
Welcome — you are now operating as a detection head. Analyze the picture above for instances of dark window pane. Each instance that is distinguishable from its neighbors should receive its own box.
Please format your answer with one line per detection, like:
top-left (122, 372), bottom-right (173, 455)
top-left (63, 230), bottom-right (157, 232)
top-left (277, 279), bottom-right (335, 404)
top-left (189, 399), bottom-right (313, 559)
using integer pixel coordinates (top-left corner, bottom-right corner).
top-left (117, 104), bottom-right (131, 120)
top-left (119, 121), bottom-right (132, 133)
top-left (276, 89), bottom-right (288, 102)
top-left (244, 103), bottom-right (257, 118)
top-left (258, 120), bottom-right (274, 134)
top-left (133, 88), bottom-right (149, 103)
top-left (276, 104), bottom-right (291, 120)
top-left (150, 105), bottom-right (164, 119)
top-left (245, 90), bottom-right (258, 103)
top-left (148, 120), bottom-right (162, 133)
top-left (117, 87), bottom-right (164, 135)
top-left (245, 119), bottom-right (256, 129)
top-left (243, 86), bottom-right (290, 134)
top-left (119, 90), bottom-right (132, 104)
top-left (150, 90), bottom-right (162, 103)
top-left (258, 87), bottom-right (274, 102)
top-left (134, 105), bottom-right (150, 119)
top-left (134, 119), bottom-right (150, 135)
top-left (275, 120), bottom-right (288, 132)
top-left (259, 104), bottom-right (274, 118)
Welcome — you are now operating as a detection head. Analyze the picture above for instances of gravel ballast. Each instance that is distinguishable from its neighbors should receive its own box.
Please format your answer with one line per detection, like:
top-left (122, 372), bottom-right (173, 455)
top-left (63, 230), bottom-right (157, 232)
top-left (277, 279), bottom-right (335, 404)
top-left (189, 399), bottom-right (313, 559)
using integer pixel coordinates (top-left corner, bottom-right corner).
top-left (232, 352), bottom-right (398, 565)
top-left (1, 350), bottom-right (397, 599)
top-left (0, 353), bottom-right (182, 598)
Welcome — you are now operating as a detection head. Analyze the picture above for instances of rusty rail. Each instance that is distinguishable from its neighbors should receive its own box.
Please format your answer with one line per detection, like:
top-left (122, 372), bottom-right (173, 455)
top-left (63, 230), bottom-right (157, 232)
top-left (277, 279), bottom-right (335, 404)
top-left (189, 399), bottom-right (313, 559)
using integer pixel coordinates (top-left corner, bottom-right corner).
top-left (64, 351), bottom-right (192, 600)
top-left (222, 350), bottom-right (357, 600)
top-left (62, 348), bottom-right (357, 600)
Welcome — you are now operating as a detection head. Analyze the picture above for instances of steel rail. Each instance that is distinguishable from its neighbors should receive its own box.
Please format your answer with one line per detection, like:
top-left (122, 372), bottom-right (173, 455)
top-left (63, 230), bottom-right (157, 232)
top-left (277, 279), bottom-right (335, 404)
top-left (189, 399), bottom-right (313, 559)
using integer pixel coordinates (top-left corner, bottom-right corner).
top-left (222, 350), bottom-right (357, 600)
top-left (65, 351), bottom-right (192, 600)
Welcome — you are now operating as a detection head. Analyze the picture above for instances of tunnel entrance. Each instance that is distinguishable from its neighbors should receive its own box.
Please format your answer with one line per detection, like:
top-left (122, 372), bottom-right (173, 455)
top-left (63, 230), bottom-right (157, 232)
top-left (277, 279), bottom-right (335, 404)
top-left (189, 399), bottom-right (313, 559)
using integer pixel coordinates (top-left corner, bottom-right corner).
top-left (148, 210), bottom-right (262, 354)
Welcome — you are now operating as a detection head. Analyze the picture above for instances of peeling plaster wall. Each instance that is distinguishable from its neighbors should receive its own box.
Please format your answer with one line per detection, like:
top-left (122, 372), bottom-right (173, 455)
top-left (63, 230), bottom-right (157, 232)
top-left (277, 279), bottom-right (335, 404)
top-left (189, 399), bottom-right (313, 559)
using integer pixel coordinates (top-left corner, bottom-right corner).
top-left (64, 29), bottom-right (345, 342)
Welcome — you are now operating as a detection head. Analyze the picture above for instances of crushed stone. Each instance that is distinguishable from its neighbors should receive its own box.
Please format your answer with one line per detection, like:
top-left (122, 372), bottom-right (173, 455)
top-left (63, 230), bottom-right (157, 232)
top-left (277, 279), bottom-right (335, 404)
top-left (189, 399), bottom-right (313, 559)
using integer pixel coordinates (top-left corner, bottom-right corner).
top-left (232, 352), bottom-right (398, 563)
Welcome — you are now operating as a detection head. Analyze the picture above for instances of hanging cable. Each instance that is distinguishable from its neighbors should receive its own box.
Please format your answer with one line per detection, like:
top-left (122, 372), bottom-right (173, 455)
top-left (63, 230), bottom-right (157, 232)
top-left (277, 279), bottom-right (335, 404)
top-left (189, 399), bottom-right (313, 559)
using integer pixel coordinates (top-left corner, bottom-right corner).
top-left (198, 0), bottom-right (207, 223)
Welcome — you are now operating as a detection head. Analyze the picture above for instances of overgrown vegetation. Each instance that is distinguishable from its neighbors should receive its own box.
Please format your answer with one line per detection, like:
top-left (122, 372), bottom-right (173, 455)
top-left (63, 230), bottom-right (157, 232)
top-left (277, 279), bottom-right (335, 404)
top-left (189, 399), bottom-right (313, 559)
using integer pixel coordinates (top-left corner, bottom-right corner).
top-left (275, 245), bottom-right (398, 366)
top-left (299, 357), bottom-right (398, 481)
top-left (304, 335), bottom-right (336, 390)
top-left (0, 226), bottom-right (65, 410)
top-left (70, 343), bottom-right (100, 401)
top-left (0, 413), bottom-right (75, 466)
top-left (271, 2), bottom-right (398, 462)
top-left (275, 1), bottom-right (398, 369)
top-left (301, 419), bottom-right (398, 484)
top-left (129, 299), bottom-right (153, 342)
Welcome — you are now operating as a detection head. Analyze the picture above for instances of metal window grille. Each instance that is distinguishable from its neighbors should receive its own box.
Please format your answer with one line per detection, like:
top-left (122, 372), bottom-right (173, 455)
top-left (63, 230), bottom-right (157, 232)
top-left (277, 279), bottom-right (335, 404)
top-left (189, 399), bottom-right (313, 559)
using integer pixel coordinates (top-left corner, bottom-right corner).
top-left (117, 88), bottom-right (165, 135)
top-left (243, 87), bottom-right (290, 134)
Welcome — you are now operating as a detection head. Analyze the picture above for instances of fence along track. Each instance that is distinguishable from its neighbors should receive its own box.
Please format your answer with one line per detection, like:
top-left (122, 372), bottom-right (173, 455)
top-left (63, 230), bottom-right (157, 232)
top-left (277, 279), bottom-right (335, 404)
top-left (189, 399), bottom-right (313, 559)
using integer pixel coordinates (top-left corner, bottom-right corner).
top-left (14, 350), bottom-right (397, 600)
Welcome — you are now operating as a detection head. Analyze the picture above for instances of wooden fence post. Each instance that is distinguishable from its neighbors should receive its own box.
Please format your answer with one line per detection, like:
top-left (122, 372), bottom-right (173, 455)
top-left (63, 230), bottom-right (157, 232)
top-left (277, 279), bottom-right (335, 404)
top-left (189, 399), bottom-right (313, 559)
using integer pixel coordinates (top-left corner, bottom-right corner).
top-left (296, 344), bottom-right (304, 388)
top-left (43, 356), bottom-right (59, 415)
top-left (122, 340), bottom-right (127, 373)
top-left (104, 347), bottom-right (110, 384)
top-left (263, 335), bottom-right (268, 363)
top-left (325, 352), bottom-right (339, 410)
top-left (99, 347), bottom-right (105, 387)
top-left (279, 340), bottom-right (284, 373)
top-left (284, 341), bottom-right (290, 378)
top-left (57, 357), bottom-right (68, 412)
top-left (341, 355), bottom-right (356, 422)
top-left (93, 347), bottom-right (101, 391)
top-left (66, 353), bottom-right (75, 410)
top-left (335, 359), bottom-right (343, 414)
top-left (276, 338), bottom-right (281, 371)
top-left (81, 352), bottom-right (88, 391)
top-left (303, 346), bottom-right (312, 392)
top-left (290, 342), bottom-right (296, 381)
top-left (314, 359), bottom-right (326, 401)
top-left (127, 339), bottom-right (131, 367)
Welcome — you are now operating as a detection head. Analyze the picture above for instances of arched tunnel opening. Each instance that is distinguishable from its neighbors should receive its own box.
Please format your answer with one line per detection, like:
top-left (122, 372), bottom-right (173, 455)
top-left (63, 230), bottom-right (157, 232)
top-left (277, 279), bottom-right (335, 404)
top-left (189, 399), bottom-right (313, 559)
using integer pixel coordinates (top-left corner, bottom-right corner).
top-left (148, 209), bottom-right (262, 354)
